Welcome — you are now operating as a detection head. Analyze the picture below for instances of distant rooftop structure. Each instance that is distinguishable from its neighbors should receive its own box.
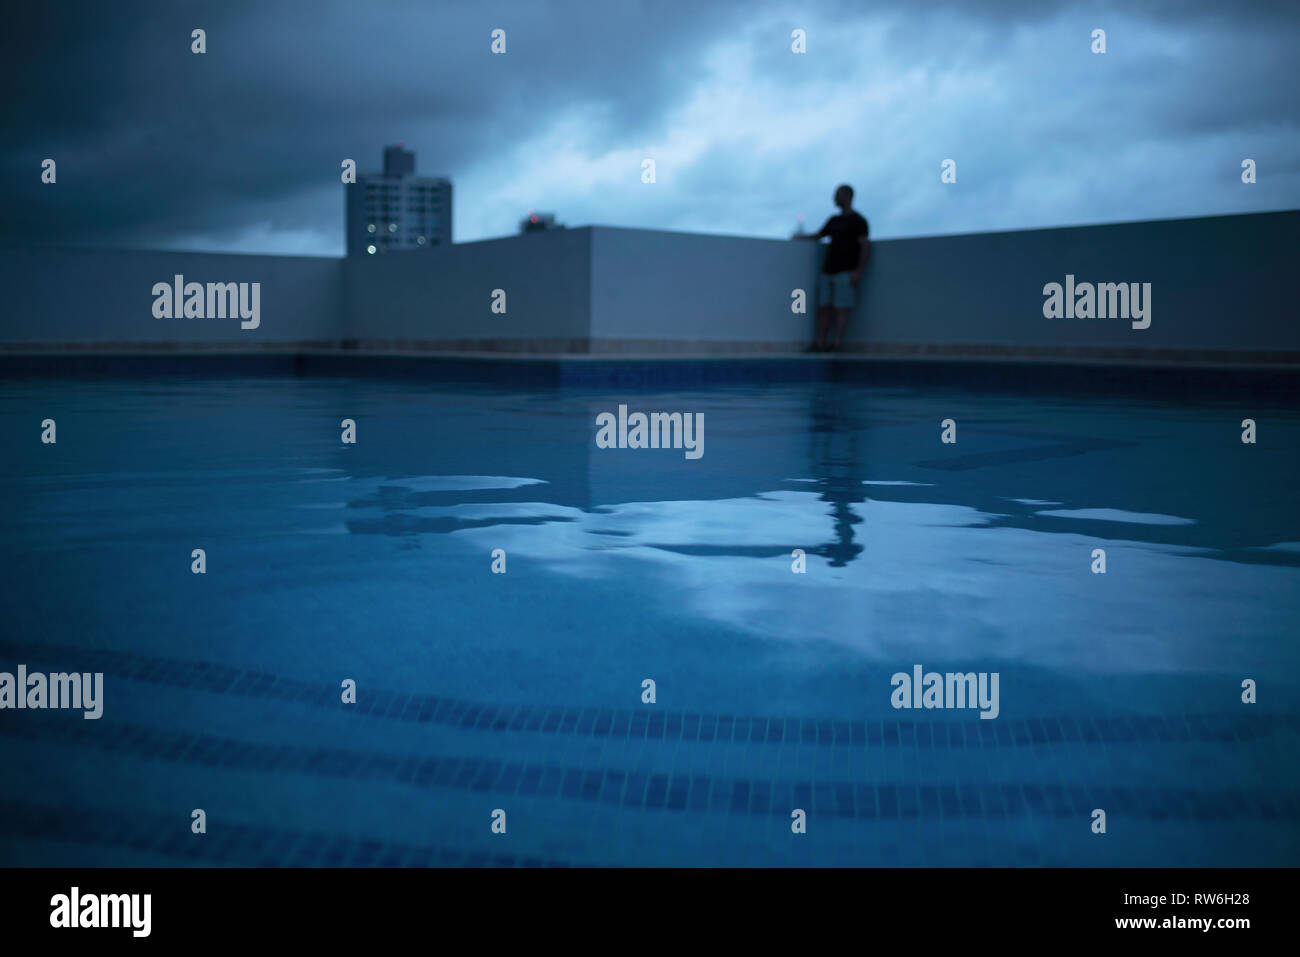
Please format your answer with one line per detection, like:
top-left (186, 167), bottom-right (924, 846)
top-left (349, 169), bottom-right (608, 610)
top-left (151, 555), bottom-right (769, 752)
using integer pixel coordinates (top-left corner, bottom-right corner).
top-left (346, 145), bottom-right (452, 256)
top-left (382, 144), bottom-right (415, 179)
top-left (520, 210), bottom-right (564, 234)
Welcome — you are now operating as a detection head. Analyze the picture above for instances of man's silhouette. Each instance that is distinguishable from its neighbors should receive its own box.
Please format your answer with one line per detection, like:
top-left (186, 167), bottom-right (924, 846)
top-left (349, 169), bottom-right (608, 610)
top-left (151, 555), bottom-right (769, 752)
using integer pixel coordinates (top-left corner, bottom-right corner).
top-left (797, 184), bottom-right (870, 353)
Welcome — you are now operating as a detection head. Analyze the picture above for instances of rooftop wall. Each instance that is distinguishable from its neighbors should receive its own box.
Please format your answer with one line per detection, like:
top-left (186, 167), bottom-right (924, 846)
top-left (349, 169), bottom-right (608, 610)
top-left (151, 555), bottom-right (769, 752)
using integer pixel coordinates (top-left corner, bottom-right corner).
top-left (0, 247), bottom-right (343, 350)
top-left (851, 210), bottom-right (1296, 361)
top-left (1, 210), bottom-right (1295, 364)
top-left (340, 227), bottom-right (590, 352)
top-left (587, 211), bottom-right (1298, 361)
top-left (589, 227), bottom-right (816, 352)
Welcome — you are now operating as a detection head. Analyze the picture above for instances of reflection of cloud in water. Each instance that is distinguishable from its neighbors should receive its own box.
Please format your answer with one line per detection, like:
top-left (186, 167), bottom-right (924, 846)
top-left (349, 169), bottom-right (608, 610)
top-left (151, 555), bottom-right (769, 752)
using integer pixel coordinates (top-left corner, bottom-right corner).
top-left (1036, 508), bottom-right (1196, 526)
top-left (297, 472), bottom-right (546, 490)
top-left (343, 500), bottom-right (577, 537)
top-left (342, 474), bottom-right (548, 493)
top-left (448, 491), bottom-right (1300, 677)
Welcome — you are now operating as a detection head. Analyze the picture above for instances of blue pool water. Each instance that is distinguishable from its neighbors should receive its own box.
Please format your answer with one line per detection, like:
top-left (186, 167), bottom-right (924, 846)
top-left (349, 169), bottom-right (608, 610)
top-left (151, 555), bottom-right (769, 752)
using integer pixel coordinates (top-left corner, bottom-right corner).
top-left (1, 371), bottom-right (1298, 866)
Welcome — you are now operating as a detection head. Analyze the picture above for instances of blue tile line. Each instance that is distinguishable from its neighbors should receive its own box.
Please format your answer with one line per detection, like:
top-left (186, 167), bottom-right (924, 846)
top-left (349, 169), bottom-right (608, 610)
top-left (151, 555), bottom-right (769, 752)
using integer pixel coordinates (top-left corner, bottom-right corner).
top-left (0, 797), bottom-right (572, 868)
top-left (3, 717), bottom-right (1295, 823)
top-left (0, 639), bottom-right (1291, 749)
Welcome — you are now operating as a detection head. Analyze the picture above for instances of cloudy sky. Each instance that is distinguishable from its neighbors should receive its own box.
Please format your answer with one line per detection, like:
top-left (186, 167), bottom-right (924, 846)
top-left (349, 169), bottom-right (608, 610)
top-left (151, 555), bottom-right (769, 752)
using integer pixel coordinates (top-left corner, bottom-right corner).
top-left (3, 0), bottom-right (1297, 255)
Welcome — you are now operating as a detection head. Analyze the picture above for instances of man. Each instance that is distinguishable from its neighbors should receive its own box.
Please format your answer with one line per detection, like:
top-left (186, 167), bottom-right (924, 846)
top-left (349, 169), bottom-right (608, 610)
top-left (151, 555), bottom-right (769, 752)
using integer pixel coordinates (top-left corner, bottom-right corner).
top-left (797, 184), bottom-right (870, 353)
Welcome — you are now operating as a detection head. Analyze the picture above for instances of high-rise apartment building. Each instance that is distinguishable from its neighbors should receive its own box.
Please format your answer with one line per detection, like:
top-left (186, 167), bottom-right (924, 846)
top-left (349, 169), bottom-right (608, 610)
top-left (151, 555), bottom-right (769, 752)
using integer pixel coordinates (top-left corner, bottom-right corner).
top-left (346, 145), bottom-right (452, 255)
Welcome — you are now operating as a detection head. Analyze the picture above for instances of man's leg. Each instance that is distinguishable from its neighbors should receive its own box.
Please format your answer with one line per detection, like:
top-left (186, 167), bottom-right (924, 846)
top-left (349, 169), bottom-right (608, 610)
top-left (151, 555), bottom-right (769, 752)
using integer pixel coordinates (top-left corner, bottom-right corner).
top-left (831, 308), bottom-right (850, 350)
top-left (828, 272), bottom-right (854, 351)
top-left (813, 305), bottom-right (833, 350)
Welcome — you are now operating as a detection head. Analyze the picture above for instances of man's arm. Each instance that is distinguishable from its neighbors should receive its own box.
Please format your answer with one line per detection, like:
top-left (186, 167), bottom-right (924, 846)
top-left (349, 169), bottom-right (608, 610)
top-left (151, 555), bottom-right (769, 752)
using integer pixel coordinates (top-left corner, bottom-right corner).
top-left (796, 218), bottom-right (830, 241)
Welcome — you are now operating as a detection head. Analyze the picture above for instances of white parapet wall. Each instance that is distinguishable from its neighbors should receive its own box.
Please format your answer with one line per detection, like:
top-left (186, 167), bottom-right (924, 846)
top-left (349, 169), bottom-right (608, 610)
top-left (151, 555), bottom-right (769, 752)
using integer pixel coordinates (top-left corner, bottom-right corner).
top-left (339, 226), bottom-right (591, 353)
top-left (0, 246), bottom-right (344, 351)
top-left (588, 226), bottom-right (819, 353)
top-left (1, 210), bottom-right (1295, 363)
top-left (586, 211), bottom-right (1299, 361)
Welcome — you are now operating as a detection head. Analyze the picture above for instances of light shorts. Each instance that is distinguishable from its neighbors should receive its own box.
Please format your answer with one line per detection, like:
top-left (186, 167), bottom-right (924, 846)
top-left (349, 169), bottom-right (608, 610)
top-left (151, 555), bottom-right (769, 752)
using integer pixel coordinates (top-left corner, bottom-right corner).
top-left (816, 271), bottom-right (856, 310)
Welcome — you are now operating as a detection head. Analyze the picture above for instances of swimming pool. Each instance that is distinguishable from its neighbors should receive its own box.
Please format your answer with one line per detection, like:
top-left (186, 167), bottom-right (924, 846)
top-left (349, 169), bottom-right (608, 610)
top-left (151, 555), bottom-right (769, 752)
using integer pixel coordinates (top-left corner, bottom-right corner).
top-left (1, 366), bottom-right (1298, 866)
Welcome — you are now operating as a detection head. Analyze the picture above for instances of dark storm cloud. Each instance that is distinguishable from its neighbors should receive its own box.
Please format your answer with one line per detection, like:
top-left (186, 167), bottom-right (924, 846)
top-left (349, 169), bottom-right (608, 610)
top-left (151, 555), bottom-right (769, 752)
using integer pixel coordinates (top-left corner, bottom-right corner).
top-left (0, 0), bottom-right (740, 250)
top-left (1, 0), bottom-right (1297, 254)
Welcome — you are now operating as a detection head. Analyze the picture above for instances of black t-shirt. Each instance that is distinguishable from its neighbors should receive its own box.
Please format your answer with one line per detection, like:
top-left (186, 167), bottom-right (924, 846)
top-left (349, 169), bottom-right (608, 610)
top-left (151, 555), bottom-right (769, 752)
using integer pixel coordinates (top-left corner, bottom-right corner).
top-left (819, 211), bottom-right (869, 274)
